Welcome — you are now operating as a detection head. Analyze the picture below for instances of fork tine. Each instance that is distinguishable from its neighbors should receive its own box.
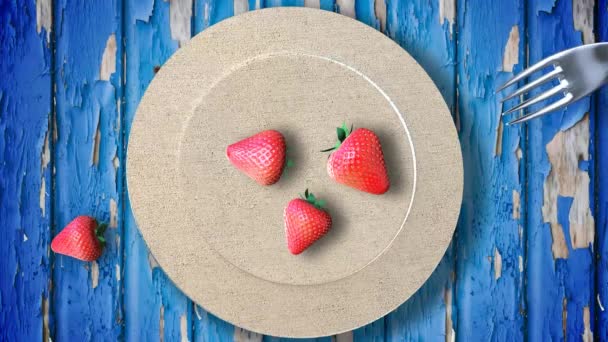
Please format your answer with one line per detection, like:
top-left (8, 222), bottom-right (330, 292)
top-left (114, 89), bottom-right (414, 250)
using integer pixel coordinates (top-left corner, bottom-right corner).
top-left (502, 83), bottom-right (566, 116)
top-left (506, 94), bottom-right (574, 125)
top-left (500, 67), bottom-right (563, 103)
top-left (496, 55), bottom-right (556, 92)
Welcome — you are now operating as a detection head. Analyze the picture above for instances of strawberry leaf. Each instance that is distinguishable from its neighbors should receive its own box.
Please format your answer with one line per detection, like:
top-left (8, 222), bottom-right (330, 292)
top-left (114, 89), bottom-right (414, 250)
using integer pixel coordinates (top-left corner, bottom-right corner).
top-left (286, 160), bottom-right (294, 168)
top-left (337, 127), bottom-right (346, 142)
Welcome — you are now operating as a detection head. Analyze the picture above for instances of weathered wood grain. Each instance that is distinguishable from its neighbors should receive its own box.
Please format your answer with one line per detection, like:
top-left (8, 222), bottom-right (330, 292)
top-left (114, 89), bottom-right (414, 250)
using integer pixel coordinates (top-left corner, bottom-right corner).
top-left (527, 0), bottom-right (596, 340)
top-left (597, 0), bottom-right (608, 340)
top-left (381, 0), bottom-right (457, 340)
top-left (0, 0), bottom-right (53, 340)
top-left (455, 1), bottom-right (526, 340)
top-left (52, 0), bottom-right (123, 340)
top-left (124, 0), bottom-right (193, 340)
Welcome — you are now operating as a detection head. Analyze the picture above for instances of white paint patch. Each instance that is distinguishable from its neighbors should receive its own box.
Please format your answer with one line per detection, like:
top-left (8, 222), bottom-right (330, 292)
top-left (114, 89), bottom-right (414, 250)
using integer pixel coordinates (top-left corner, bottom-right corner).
top-left (518, 255), bottom-right (523, 272)
top-left (336, 0), bottom-right (355, 18)
top-left (233, 327), bottom-right (262, 342)
top-left (582, 306), bottom-right (593, 342)
top-left (502, 26), bottom-right (520, 72)
top-left (40, 177), bottom-right (47, 217)
top-left (160, 306), bottom-right (165, 342)
top-left (335, 331), bottom-right (353, 342)
top-left (91, 261), bottom-right (99, 289)
top-left (439, 0), bottom-right (455, 35)
top-left (304, 0), bottom-right (321, 8)
top-left (494, 248), bottom-right (502, 280)
top-left (36, 0), bottom-right (52, 42)
top-left (194, 305), bottom-right (204, 320)
top-left (374, 0), bottom-right (387, 33)
top-left (512, 190), bottom-right (520, 219)
top-left (180, 314), bottom-right (189, 342)
top-left (170, 0), bottom-right (193, 47)
top-left (542, 115), bottom-right (592, 258)
top-left (234, 0), bottom-right (249, 16)
top-left (598, 294), bottom-right (605, 311)
top-left (516, 147), bottom-right (523, 160)
top-left (23, 233), bottom-right (28, 242)
top-left (40, 131), bottom-right (50, 216)
top-left (116, 264), bottom-right (121, 281)
top-left (100, 34), bottom-right (117, 81)
top-left (444, 287), bottom-right (455, 342)
top-left (113, 154), bottom-right (120, 170)
top-left (573, 0), bottom-right (595, 44)
top-left (109, 199), bottom-right (118, 228)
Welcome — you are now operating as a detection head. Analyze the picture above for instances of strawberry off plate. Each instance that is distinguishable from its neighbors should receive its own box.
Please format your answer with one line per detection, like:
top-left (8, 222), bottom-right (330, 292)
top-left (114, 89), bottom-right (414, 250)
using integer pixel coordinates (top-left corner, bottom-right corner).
top-left (127, 7), bottom-right (462, 338)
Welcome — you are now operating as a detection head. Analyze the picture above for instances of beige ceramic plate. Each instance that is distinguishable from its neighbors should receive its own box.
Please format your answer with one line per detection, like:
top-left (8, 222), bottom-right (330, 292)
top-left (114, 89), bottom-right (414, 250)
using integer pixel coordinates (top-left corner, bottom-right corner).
top-left (127, 7), bottom-right (462, 338)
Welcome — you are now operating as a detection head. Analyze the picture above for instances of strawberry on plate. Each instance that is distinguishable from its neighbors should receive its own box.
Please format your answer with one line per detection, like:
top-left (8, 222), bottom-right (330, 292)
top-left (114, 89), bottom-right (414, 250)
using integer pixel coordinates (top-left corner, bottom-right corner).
top-left (284, 190), bottom-right (332, 255)
top-left (323, 124), bottom-right (390, 195)
top-left (51, 216), bottom-right (107, 262)
top-left (227, 130), bottom-right (287, 186)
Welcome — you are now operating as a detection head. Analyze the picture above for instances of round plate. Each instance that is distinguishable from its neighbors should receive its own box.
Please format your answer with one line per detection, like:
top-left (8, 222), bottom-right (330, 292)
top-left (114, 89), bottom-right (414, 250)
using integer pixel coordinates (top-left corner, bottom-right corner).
top-left (127, 7), bottom-right (462, 338)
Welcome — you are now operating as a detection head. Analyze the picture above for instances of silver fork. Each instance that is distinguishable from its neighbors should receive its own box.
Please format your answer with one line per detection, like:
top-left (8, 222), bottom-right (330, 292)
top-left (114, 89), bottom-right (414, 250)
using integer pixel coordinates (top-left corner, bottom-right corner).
top-left (497, 42), bottom-right (608, 125)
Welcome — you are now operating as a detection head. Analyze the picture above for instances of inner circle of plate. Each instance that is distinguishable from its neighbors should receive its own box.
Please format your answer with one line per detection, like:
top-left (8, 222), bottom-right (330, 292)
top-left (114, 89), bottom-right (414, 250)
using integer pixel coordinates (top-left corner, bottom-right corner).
top-left (127, 7), bottom-right (462, 338)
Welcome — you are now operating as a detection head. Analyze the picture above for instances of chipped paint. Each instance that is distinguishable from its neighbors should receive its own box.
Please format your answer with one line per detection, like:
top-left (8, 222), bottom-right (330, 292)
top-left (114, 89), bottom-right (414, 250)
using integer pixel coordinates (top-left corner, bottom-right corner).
top-left (304, 0), bottom-right (320, 8)
top-left (444, 287), bottom-right (455, 342)
top-left (233, 327), bottom-right (262, 341)
top-left (100, 34), bottom-right (117, 81)
top-left (170, 0), bottom-right (193, 47)
top-left (35, 0), bottom-right (52, 42)
top-left (335, 331), bottom-right (353, 342)
top-left (148, 252), bottom-right (160, 269)
top-left (513, 190), bottom-right (521, 219)
top-left (109, 199), bottom-right (118, 228)
top-left (563, 298), bottom-right (568, 337)
top-left (518, 255), bottom-right (523, 272)
top-left (495, 119), bottom-right (504, 156)
top-left (502, 26), bottom-right (520, 72)
top-left (160, 306), bottom-right (165, 342)
top-left (234, 0), bottom-right (249, 16)
top-left (40, 178), bottom-right (47, 217)
top-left (582, 306), bottom-right (593, 341)
top-left (572, 0), bottom-right (595, 44)
top-left (40, 131), bottom-right (50, 217)
top-left (91, 261), bottom-right (99, 289)
top-left (494, 248), bottom-right (502, 280)
top-left (374, 0), bottom-right (387, 33)
top-left (336, 0), bottom-right (355, 18)
top-left (116, 264), bottom-right (121, 281)
top-left (180, 314), bottom-right (188, 342)
top-left (439, 0), bottom-right (455, 34)
top-left (92, 121), bottom-right (101, 166)
top-left (542, 115), bottom-right (593, 256)
top-left (23, 234), bottom-right (28, 242)
top-left (516, 147), bottom-right (523, 160)
top-left (599, 294), bottom-right (605, 311)
top-left (42, 296), bottom-right (49, 341)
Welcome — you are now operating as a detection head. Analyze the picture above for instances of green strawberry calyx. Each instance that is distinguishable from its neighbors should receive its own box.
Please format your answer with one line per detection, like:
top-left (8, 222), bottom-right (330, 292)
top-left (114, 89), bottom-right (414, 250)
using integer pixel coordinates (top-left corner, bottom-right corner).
top-left (300, 189), bottom-right (326, 210)
top-left (95, 222), bottom-right (108, 248)
top-left (321, 123), bottom-right (353, 152)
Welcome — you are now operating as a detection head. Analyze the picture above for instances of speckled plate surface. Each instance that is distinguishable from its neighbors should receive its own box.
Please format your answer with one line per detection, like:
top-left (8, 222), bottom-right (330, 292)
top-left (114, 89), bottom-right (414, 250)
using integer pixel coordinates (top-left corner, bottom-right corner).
top-left (127, 7), bottom-right (462, 338)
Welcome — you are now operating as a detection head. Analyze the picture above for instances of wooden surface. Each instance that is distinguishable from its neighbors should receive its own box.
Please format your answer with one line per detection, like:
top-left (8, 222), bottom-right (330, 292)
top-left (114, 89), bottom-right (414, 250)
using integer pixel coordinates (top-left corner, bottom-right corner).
top-left (0, 0), bottom-right (604, 340)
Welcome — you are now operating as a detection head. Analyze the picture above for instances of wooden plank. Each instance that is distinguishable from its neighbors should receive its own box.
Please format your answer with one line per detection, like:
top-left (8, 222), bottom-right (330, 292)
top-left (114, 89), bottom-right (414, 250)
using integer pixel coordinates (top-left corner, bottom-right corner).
top-left (0, 0), bottom-right (53, 340)
top-left (124, 0), bottom-right (193, 340)
top-left (380, 0), bottom-right (457, 340)
top-left (51, 0), bottom-right (123, 340)
top-left (597, 1), bottom-right (608, 339)
top-left (526, 0), bottom-right (596, 340)
top-left (455, 1), bottom-right (526, 340)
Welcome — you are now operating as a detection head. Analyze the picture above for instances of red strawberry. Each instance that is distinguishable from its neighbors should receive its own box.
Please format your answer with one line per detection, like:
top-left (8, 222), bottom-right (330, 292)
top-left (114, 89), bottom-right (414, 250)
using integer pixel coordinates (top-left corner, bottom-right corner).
top-left (51, 216), bottom-right (107, 262)
top-left (227, 130), bottom-right (287, 186)
top-left (324, 124), bottom-right (390, 195)
top-left (284, 190), bottom-right (332, 255)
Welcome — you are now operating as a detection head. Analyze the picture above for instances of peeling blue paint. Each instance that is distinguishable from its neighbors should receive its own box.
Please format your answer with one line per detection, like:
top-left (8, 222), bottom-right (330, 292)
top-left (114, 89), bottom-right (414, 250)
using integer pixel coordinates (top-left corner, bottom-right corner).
top-left (52, 0), bottom-right (123, 340)
top-left (527, 0), bottom-right (595, 340)
top-left (0, 0), bottom-right (52, 340)
top-left (455, 0), bottom-right (525, 340)
top-left (124, 0), bottom-right (191, 341)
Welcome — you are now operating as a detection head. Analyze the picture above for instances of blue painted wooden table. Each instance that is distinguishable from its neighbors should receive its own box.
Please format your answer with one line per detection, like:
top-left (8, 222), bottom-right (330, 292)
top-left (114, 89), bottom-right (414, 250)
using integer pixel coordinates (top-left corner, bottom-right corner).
top-left (1, 0), bottom-right (606, 340)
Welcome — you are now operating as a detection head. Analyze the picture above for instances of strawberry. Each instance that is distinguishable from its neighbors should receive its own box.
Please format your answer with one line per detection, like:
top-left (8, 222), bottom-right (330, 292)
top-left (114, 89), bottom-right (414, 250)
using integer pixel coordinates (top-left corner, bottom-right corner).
top-left (227, 130), bottom-right (287, 186)
top-left (323, 124), bottom-right (390, 195)
top-left (284, 190), bottom-right (332, 255)
top-left (51, 216), bottom-right (107, 262)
